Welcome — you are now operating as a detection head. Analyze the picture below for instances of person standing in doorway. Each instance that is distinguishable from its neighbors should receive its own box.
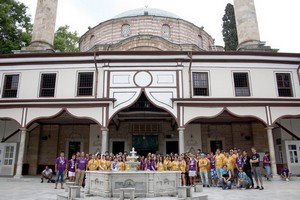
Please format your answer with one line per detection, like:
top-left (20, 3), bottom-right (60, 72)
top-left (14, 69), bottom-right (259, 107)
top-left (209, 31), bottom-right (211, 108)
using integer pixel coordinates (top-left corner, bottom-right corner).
top-left (54, 151), bottom-right (68, 189)
top-left (250, 147), bottom-right (264, 190)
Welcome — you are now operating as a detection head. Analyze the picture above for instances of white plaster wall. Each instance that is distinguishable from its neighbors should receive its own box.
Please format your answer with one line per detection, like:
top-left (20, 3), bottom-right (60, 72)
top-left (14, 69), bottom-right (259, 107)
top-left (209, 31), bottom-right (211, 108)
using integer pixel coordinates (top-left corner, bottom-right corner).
top-left (0, 109), bottom-right (23, 126)
top-left (0, 120), bottom-right (20, 143)
top-left (278, 119), bottom-right (300, 139)
top-left (184, 124), bottom-right (202, 153)
top-left (271, 107), bottom-right (300, 125)
top-left (227, 107), bottom-right (267, 125)
top-left (89, 124), bottom-right (101, 154)
top-left (183, 107), bottom-right (223, 126)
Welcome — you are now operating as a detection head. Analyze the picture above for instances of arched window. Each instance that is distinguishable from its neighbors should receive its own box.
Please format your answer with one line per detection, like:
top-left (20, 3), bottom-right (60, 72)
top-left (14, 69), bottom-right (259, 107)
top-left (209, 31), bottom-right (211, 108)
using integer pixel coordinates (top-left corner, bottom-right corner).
top-left (121, 24), bottom-right (131, 37)
top-left (161, 24), bottom-right (170, 39)
top-left (89, 35), bottom-right (95, 49)
top-left (198, 35), bottom-right (203, 48)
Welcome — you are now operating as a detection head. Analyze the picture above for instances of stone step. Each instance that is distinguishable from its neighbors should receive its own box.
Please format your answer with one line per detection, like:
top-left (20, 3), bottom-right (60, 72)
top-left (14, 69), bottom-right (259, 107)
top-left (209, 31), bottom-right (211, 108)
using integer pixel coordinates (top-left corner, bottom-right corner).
top-left (178, 193), bottom-right (208, 200)
top-left (57, 194), bottom-right (68, 200)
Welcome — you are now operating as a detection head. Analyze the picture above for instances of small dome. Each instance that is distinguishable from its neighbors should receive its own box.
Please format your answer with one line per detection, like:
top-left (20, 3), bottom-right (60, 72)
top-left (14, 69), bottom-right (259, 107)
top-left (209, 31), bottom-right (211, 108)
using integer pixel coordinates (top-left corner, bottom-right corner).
top-left (113, 8), bottom-right (180, 19)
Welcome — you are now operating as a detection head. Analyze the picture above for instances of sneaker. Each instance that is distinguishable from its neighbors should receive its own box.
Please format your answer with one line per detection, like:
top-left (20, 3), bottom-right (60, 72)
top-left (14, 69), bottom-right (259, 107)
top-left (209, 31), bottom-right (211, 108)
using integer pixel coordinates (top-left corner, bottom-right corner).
top-left (255, 186), bottom-right (260, 189)
top-left (41, 180), bottom-right (43, 183)
top-left (47, 180), bottom-right (50, 183)
top-left (203, 185), bottom-right (206, 187)
top-left (207, 185), bottom-right (210, 188)
top-left (259, 186), bottom-right (264, 190)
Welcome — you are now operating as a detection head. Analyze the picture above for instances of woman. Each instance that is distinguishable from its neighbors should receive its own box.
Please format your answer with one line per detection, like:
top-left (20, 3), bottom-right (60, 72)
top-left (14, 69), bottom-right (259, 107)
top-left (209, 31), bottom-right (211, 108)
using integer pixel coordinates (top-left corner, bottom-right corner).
top-left (157, 156), bottom-right (164, 171)
top-left (220, 164), bottom-right (232, 190)
top-left (179, 155), bottom-right (187, 186)
top-left (68, 154), bottom-right (76, 182)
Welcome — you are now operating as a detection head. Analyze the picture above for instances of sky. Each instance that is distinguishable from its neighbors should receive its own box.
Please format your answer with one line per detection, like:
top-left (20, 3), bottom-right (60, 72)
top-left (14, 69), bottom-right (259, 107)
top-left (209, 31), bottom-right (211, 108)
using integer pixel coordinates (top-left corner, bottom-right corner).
top-left (18, 0), bottom-right (300, 53)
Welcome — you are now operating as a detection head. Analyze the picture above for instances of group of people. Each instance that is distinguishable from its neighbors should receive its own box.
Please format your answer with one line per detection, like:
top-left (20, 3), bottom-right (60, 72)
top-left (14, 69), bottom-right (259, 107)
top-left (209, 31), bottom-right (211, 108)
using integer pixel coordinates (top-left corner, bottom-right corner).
top-left (46, 147), bottom-right (291, 190)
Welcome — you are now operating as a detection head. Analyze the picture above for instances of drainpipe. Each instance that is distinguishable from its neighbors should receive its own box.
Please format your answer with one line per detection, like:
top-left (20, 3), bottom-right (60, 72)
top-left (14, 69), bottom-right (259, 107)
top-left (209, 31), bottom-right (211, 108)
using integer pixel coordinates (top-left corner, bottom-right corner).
top-left (93, 52), bottom-right (99, 98)
top-left (188, 52), bottom-right (193, 98)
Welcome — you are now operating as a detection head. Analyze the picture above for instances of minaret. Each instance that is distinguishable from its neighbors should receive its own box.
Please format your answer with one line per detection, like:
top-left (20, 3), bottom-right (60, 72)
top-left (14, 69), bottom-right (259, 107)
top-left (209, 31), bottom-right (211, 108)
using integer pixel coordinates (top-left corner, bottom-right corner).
top-left (233, 0), bottom-right (276, 51)
top-left (19, 0), bottom-right (58, 53)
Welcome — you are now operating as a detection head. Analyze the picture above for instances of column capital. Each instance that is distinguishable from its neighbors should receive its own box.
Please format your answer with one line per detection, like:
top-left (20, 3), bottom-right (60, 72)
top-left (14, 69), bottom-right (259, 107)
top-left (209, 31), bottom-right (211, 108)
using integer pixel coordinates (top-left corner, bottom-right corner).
top-left (177, 127), bottom-right (185, 132)
top-left (19, 128), bottom-right (27, 132)
top-left (101, 127), bottom-right (109, 132)
top-left (265, 126), bottom-right (274, 130)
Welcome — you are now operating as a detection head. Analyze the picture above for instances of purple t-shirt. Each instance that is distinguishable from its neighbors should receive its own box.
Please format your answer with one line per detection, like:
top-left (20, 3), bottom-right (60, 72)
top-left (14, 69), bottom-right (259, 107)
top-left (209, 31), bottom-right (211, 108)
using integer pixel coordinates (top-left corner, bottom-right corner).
top-left (140, 160), bottom-right (146, 170)
top-left (55, 156), bottom-right (68, 172)
top-left (68, 159), bottom-right (76, 172)
top-left (236, 156), bottom-right (244, 168)
top-left (146, 160), bottom-right (152, 170)
top-left (76, 157), bottom-right (88, 170)
top-left (281, 168), bottom-right (289, 175)
top-left (150, 161), bottom-right (157, 170)
top-left (189, 159), bottom-right (197, 171)
top-left (263, 155), bottom-right (270, 166)
top-left (208, 157), bottom-right (216, 169)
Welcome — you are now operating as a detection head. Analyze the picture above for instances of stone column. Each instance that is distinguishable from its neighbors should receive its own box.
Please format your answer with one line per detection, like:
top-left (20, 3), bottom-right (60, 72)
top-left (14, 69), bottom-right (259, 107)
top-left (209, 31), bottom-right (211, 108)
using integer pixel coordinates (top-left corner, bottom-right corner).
top-left (101, 128), bottom-right (109, 154)
top-left (178, 128), bottom-right (185, 154)
top-left (14, 128), bottom-right (27, 178)
top-left (233, 0), bottom-right (261, 49)
top-left (28, 0), bottom-right (58, 50)
top-left (266, 127), bottom-right (279, 180)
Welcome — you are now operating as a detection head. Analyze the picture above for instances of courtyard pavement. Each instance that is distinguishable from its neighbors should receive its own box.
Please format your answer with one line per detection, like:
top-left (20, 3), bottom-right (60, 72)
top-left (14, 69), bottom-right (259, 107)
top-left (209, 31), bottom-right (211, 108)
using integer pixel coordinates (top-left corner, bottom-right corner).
top-left (0, 176), bottom-right (299, 200)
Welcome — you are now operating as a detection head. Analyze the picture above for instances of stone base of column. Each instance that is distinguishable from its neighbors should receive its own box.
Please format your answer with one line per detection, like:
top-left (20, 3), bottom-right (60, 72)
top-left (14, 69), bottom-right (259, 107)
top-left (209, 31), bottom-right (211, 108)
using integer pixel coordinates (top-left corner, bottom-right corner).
top-left (271, 174), bottom-right (281, 181)
top-left (13, 174), bottom-right (24, 179)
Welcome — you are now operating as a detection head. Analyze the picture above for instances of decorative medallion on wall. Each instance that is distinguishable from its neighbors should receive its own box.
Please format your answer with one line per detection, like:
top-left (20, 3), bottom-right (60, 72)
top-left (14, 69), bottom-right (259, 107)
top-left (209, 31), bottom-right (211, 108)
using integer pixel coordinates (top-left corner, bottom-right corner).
top-left (134, 71), bottom-right (152, 87)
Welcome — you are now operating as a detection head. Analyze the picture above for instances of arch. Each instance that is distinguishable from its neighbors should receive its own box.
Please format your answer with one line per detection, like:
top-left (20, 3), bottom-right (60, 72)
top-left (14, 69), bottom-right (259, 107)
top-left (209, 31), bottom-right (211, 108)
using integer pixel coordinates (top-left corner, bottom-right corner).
top-left (271, 114), bottom-right (300, 127)
top-left (107, 90), bottom-right (178, 128)
top-left (25, 108), bottom-right (102, 128)
top-left (184, 107), bottom-right (268, 127)
top-left (0, 117), bottom-right (21, 127)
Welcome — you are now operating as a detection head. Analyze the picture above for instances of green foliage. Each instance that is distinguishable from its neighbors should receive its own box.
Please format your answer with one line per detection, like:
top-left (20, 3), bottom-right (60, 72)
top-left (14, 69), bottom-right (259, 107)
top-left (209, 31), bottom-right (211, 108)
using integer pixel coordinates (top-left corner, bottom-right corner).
top-left (0, 0), bottom-right (32, 54)
top-left (54, 25), bottom-right (80, 52)
top-left (222, 3), bottom-right (238, 51)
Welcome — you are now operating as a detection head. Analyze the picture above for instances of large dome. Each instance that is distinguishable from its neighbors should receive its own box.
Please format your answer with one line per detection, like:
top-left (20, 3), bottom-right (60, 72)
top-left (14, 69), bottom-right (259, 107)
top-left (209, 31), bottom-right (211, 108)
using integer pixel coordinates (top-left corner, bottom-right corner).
top-left (113, 8), bottom-right (180, 19)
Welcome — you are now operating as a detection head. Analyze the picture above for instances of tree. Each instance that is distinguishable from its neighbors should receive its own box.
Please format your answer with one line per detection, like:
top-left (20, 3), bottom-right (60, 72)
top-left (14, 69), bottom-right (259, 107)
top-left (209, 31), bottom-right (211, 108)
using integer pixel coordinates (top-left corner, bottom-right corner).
top-left (0, 0), bottom-right (32, 54)
top-left (54, 25), bottom-right (80, 52)
top-left (222, 3), bottom-right (238, 51)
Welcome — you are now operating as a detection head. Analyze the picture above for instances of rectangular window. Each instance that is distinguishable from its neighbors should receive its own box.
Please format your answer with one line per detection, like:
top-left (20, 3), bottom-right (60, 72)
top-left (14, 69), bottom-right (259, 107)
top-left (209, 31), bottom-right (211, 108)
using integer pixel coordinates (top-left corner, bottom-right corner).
top-left (193, 72), bottom-right (209, 96)
top-left (39, 73), bottom-right (56, 97)
top-left (4, 146), bottom-right (14, 166)
top-left (276, 73), bottom-right (293, 97)
top-left (77, 72), bottom-right (94, 96)
top-left (2, 74), bottom-right (19, 98)
top-left (233, 72), bottom-right (250, 96)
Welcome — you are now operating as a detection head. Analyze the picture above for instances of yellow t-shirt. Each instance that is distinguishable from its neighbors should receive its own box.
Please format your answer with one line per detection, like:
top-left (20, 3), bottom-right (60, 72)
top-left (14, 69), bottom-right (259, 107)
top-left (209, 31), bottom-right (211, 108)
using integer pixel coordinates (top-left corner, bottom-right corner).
top-left (157, 162), bottom-right (164, 171)
top-left (231, 154), bottom-right (237, 169)
top-left (88, 159), bottom-right (99, 170)
top-left (163, 160), bottom-right (171, 171)
top-left (198, 158), bottom-right (209, 171)
top-left (98, 159), bottom-right (106, 170)
top-left (119, 161), bottom-right (126, 171)
top-left (180, 160), bottom-right (186, 173)
top-left (223, 157), bottom-right (234, 171)
top-left (105, 160), bottom-right (111, 171)
top-left (215, 154), bottom-right (225, 168)
top-left (171, 161), bottom-right (180, 171)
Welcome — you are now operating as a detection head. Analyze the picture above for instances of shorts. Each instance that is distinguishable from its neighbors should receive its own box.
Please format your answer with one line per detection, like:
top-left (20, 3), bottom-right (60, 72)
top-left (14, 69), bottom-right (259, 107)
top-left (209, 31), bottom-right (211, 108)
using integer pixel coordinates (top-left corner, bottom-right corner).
top-left (252, 166), bottom-right (262, 180)
top-left (68, 171), bottom-right (75, 177)
top-left (189, 170), bottom-right (197, 177)
top-left (210, 168), bottom-right (218, 179)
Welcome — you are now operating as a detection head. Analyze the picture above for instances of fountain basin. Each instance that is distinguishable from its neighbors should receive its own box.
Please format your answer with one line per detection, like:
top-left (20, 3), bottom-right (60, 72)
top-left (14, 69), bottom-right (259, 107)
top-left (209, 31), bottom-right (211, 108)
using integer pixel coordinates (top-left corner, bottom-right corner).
top-left (85, 170), bottom-right (181, 197)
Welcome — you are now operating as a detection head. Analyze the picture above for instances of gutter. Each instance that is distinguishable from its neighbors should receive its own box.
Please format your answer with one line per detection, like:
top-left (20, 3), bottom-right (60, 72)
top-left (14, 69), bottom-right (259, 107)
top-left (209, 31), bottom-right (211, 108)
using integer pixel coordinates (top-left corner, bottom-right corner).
top-left (188, 52), bottom-right (193, 98)
top-left (94, 52), bottom-right (99, 98)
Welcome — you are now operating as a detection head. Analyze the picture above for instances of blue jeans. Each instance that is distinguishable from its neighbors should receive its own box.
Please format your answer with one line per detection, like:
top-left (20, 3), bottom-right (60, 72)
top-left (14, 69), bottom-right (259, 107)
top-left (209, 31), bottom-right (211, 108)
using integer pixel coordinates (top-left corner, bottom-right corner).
top-left (200, 171), bottom-right (209, 186)
top-left (264, 166), bottom-right (271, 177)
top-left (56, 170), bottom-right (65, 183)
top-left (220, 178), bottom-right (232, 189)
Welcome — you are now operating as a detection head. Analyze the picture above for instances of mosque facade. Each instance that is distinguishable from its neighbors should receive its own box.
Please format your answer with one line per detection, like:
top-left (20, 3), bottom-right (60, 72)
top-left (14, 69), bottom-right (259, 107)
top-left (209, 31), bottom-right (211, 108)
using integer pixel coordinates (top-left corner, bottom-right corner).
top-left (0, 0), bottom-right (299, 177)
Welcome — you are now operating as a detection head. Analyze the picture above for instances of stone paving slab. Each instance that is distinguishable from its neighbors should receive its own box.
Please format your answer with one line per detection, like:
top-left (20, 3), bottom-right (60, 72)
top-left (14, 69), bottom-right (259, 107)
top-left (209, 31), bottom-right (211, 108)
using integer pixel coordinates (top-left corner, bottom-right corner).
top-left (0, 176), bottom-right (299, 200)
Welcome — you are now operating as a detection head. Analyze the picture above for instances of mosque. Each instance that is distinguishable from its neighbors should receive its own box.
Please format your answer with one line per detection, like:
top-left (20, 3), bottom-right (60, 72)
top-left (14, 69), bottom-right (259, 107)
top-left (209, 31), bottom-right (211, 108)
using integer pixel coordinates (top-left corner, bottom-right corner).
top-left (0, 0), bottom-right (299, 178)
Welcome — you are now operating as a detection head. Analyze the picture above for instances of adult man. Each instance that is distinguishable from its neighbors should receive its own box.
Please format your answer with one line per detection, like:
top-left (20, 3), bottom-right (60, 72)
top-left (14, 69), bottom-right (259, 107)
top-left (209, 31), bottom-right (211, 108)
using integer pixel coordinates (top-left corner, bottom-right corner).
top-left (75, 152), bottom-right (88, 186)
top-left (215, 149), bottom-right (225, 182)
top-left (242, 150), bottom-right (254, 188)
top-left (55, 151), bottom-right (68, 189)
top-left (87, 154), bottom-right (99, 171)
top-left (198, 153), bottom-right (210, 187)
top-left (250, 147), bottom-right (264, 190)
top-left (280, 165), bottom-right (291, 181)
top-left (41, 165), bottom-right (53, 183)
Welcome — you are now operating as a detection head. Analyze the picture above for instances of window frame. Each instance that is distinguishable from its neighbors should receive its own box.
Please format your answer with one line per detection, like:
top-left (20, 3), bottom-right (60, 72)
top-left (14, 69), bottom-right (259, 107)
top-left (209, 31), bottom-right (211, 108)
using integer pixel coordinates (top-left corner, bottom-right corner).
top-left (232, 71), bottom-right (251, 97)
top-left (192, 71), bottom-right (210, 96)
top-left (121, 24), bottom-right (131, 37)
top-left (275, 72), bottom-right (294, 97)
top-left (1, 73), bottom-right (20, 98)
top-left (39, 72), bottom-right (57, 98)
top-left (161, 24), bottom-right (171, 39)
top-left (76, 71), bottom-right (94, 97)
